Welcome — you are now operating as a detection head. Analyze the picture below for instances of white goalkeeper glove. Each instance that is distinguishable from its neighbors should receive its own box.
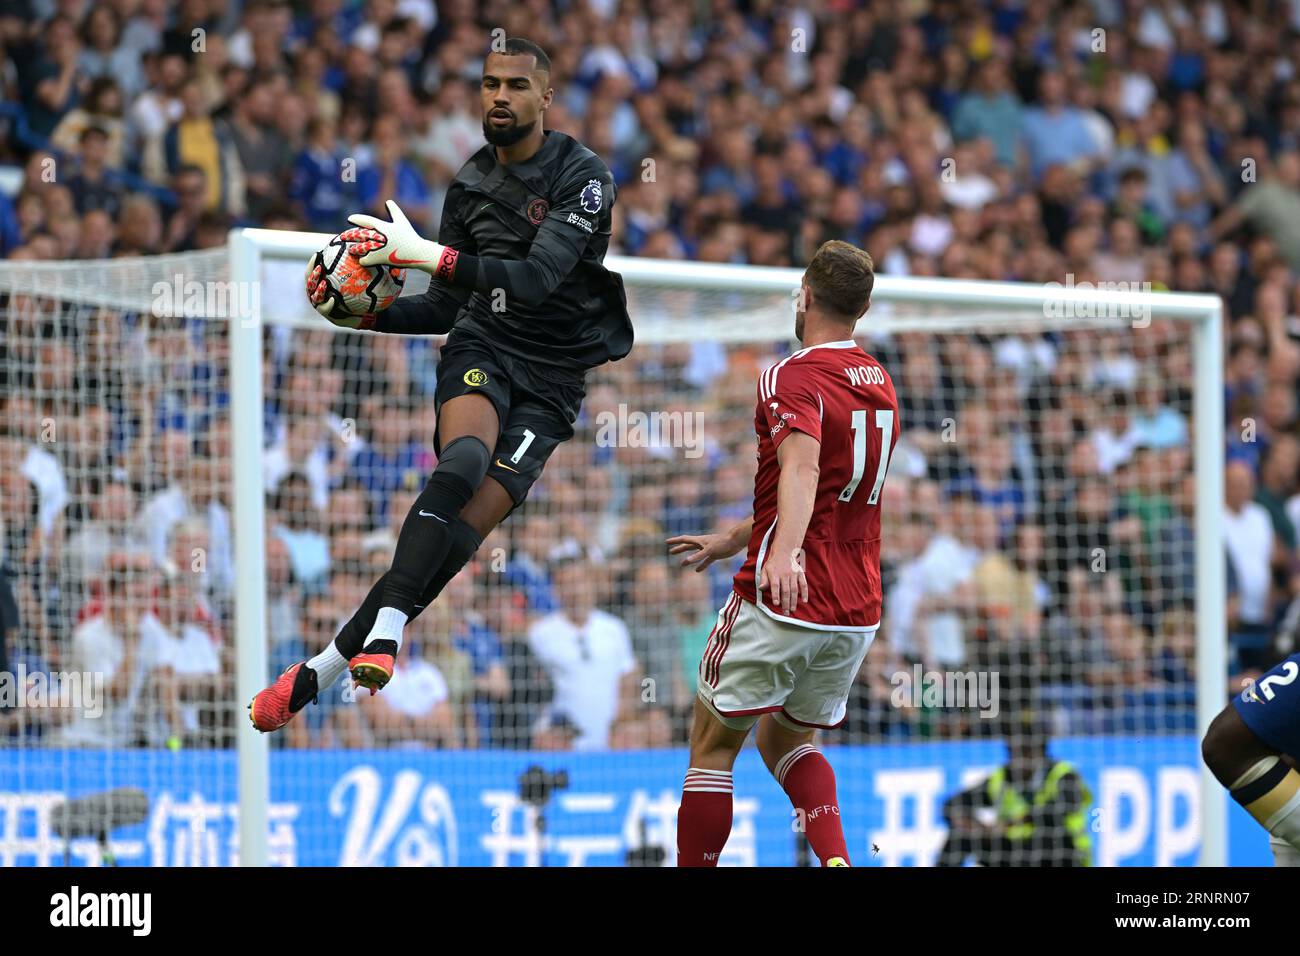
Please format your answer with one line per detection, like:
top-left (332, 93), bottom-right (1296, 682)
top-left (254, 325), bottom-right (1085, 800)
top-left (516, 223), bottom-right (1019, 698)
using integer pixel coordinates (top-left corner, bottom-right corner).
top-left (304, 253), bottom-right (376, 329)
top-left (342, 200), bottom-right (458, 279)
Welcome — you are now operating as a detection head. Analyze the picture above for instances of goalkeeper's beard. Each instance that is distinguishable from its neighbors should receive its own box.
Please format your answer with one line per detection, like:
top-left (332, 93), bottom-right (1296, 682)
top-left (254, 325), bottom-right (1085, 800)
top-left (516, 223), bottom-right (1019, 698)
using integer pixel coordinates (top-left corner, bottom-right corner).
top-left (482, 114), bottom-right (537, 147)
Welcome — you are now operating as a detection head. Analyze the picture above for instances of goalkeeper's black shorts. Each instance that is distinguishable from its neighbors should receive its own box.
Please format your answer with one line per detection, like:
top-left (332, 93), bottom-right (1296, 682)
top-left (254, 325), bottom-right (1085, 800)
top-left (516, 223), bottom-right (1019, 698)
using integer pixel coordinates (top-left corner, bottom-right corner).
top-left (433, 328), bottom-right (586, 509)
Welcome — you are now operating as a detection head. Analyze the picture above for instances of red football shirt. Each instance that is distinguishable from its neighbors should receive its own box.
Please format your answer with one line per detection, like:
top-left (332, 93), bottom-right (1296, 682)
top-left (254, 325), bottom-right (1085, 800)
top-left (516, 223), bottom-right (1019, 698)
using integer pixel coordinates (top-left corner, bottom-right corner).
top-left (732, 340), bottom-right (900, 630)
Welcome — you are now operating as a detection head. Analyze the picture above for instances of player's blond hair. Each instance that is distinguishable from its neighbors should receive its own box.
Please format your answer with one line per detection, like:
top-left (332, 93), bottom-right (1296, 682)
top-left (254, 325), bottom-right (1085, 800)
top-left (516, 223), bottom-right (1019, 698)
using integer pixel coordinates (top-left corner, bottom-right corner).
top-left (805, 240), bottom-right (874, 320)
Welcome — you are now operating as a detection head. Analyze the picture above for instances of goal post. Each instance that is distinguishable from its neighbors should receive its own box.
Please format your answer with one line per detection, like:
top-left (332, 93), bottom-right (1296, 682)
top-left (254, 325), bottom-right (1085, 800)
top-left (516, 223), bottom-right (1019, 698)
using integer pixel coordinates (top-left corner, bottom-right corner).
top-left (228, 230), bottom-right (270, 868)
top-left (228, 227), bottom-right (1225, 867)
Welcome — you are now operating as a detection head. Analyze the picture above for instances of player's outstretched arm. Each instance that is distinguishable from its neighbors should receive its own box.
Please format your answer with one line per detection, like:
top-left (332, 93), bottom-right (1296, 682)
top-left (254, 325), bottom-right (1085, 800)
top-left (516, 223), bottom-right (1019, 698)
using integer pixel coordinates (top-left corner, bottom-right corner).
top-left (667, 516), bottom-right (754, 571)
top-left (349, 163), bottom-right (610, 308)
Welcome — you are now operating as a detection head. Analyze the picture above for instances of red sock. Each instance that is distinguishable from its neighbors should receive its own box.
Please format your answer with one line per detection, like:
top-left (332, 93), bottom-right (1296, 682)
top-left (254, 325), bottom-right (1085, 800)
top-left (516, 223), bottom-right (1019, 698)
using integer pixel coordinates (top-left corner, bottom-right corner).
top-left (677, 768), bottom-right (733, 866)
top-left (776, 744), bottom-right (850, 865)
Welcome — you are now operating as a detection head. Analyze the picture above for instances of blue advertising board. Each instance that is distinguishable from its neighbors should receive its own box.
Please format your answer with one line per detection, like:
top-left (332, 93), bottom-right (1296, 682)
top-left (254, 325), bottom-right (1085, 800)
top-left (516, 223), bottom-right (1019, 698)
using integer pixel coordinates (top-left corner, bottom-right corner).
top-left (0, 738), bottom-right (1271, 866)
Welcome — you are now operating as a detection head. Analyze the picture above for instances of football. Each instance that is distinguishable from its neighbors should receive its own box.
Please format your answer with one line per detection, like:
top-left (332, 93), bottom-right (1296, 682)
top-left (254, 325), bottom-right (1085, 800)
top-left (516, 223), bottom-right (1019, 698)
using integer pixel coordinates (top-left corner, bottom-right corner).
top-left (312, 233), bottom-right (406, 316)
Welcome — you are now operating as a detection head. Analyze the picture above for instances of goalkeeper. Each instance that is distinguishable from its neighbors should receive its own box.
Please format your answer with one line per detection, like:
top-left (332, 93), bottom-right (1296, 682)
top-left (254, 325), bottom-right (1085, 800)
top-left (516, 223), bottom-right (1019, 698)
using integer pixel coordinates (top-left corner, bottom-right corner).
top-left (251, 38), bottom-right (632, 732)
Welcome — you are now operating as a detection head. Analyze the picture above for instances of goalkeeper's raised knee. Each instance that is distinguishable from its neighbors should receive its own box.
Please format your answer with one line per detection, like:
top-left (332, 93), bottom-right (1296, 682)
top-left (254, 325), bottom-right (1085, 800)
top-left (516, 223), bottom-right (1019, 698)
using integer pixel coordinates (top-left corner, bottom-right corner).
top-left (380, 434), bottom-right (491, 617)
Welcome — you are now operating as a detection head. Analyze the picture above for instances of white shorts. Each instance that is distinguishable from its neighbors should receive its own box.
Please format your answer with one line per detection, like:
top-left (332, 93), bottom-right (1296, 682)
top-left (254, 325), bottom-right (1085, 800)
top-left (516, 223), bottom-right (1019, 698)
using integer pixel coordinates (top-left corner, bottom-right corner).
top-left (697, 593), bottom-right (876, 731)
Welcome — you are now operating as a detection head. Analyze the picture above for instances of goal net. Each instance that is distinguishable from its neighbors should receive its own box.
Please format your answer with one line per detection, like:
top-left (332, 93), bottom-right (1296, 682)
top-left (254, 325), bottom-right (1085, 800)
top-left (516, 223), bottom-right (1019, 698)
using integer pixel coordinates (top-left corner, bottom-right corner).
top-left (0, 234), bottom-right (1225, 866)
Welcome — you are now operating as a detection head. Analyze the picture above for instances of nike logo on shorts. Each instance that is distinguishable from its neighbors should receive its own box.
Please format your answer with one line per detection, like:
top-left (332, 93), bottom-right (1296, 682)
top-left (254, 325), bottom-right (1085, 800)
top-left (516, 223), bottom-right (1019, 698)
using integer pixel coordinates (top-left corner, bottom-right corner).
top-left (494, 459), bottom-right (521, 474)
top-left (418, 510), bottom-right (448, 522)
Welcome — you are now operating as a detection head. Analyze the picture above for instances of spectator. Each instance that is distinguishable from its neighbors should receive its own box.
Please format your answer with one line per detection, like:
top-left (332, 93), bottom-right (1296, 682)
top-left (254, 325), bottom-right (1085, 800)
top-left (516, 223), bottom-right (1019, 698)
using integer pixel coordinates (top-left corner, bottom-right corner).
top-left (442, 570), bottom-right (508, 748)
top-left (528, 557), bottom-right (640, 750)
top-left (62, 478), bottom-right (145, 613)
top-left (1020, 71), bottom-right (1102, 181)
top-left (128, 51), bottom-right (187, 182)
top-left (162, 163), bottom-right (210, 252)
top-left (19, 15), bottom-right (84, 138)
top-left (113, 193), bottom-right (164, 255)
top-left (155, 567), bottom-right (225, 747)
top-left (945, 430), bottom-right (1026, 536)
top-left (50, 77), bottom-right (129, 168)
top-left (288, 114), bottom-right (357, 231)
top-left (1224, 460), bottom-right (1278, 669)
top-left (3, 395), bottom-right (68, 542)
top-left (356, 113), bottom-right (431, 226)
top-left (888, 484), bottom-right (980, 665)
top-left (269, 472), bottom-right (331, 591)
top-left (1210, 150), bottom-right (1300, 270)
top-left (1256, 436), bottom-right (1300, 553)
top-left (1131, 378), bottom-right (1189, 450)
top-left (65, 126), bottom-right (123, 217)
top-left (78, 5), bottom-right (144, 99)
top-left (951, 57), bottom-right (1023, 168)
top-left (265, 531), bottom-right (301, 671)
top-left (55, 551), bottom-right (180, 748)
top-left (359, 632), bottom-right (458, 750)
top-left (226, 78), bottom-right (292, 220)
top-left (1090, 390), bottom-right (1142, 475)
top-left (163, 79), bottom-right (233, 209)
top-left (347, 391), bottom-right (423, 524)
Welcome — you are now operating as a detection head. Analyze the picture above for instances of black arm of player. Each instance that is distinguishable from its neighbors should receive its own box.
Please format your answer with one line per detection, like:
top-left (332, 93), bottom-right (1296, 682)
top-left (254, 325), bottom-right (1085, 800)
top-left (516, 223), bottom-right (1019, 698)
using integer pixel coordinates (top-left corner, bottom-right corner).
top-left (441, 215), bottom-right (590, 307)
top-left (379, 213), bottom-right (588, 324)
top-left (438, 162), bottom-right (608, 307)
top-left (371, 283), bottom-right (471, 335)
top-left (350, 164), bottom-right (604, 313)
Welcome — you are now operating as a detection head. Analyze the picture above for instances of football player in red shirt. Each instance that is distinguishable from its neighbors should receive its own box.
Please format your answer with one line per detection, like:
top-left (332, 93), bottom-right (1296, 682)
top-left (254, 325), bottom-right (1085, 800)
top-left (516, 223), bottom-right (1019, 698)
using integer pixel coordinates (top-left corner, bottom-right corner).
top-left (668, 240), bottom-right (898, 866)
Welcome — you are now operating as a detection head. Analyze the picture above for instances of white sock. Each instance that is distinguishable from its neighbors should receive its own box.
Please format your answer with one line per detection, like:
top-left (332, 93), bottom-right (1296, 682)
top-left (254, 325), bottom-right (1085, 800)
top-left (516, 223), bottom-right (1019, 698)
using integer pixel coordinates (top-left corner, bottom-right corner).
top-left (366, 606), bottom-right (407, 653)
top-left (683, 768), bottom-right (733, 794)
top-left (1271, 836), bottom-right (1300, 866)
top-left (1264, 787), bottom-right (1300, 850)
top-left (1231, 756), bottom-right (1300, 852)
top-left (307, 642), bottom-right (349, 689)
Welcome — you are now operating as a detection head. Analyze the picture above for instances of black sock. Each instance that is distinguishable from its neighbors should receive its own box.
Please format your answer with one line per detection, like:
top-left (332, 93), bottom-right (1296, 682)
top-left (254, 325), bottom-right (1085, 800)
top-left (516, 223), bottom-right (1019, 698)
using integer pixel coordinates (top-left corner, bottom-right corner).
top-left (333, 518), bottom-right (485, 659)
top-left (334, 574), bottom-right (390, 660)
top-left (380, 437), bottom-right (489, 615)
top-left (414, 518), bottom-right (484, 612)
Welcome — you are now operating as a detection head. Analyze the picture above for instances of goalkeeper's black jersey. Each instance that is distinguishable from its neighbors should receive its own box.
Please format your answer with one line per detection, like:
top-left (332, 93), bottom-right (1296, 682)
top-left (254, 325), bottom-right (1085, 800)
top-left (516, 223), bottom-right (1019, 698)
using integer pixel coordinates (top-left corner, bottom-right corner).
top-left (375, 130), bottom-right (633, 371)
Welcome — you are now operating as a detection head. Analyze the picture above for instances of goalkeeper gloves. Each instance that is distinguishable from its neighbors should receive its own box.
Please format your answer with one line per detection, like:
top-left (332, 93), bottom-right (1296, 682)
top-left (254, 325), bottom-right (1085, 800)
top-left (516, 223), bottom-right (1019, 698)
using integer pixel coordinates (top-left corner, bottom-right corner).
top-left (343, 200), bottom-right (460, 281)
top-left (304, 254), bottom-right (376, 329)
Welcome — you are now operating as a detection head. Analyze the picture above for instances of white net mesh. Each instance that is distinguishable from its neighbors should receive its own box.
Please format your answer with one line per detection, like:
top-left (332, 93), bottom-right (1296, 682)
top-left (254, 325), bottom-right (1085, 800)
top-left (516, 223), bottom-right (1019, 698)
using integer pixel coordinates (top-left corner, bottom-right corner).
top-left (0, 246), bottom-right (1210, 866)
